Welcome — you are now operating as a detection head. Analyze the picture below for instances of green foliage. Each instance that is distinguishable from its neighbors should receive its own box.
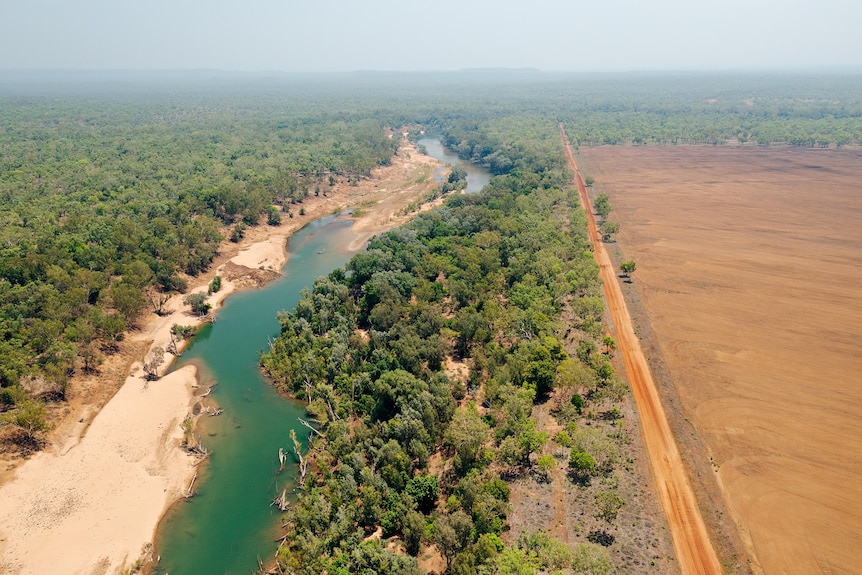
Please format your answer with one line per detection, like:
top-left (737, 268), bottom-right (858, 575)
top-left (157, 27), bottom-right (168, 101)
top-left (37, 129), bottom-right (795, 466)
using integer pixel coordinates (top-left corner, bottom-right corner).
top-left (536, 454), bottom-right (555, 480)
top-left (170, 324), bottom-right (197, 340)
top-left (183, 292), bottom-right (211, 316)
top-left (142, 346), bottom-right (165, 380)
top-left (571, 393), bottom-right (585, 414)
top-left (521, 530), bottom-right (573, 571)
top-left (405, 474), bottom-right (439, 514)
top-left (594, 490), bottom-right (624, 525)
top-left (230, 222), bottom-right (246, 243)
top-left (267, 205), bottom-right (282, 226)
top-left (554, 430), bottom-right (573, 448)
top-left (0, 92), bottom-right (400, 411)
top-left (496, 545), bottom-right (541, 575)
top-left (571, 542), bottom-right (612, 575)
top-left (0, 398), bottom-right (50, 442)
top-left (208, 275), bottom-right (222, 295)
top-left (593, 194), bottom-right (612, 219)
top-left (259, 112), bottom-right (604, 573)
top-left (434, 510), bottom-right (474, 566)
top-left (569, 451), bottom-right (597, 477)
top-left (620, 260), bottom-right (637, 277)
top-left (599, 220), bottom-right (619, 241)
top-left (446, 404), bottom-right (491, 474)
top-left (402, 510), bottom-right (427, 556)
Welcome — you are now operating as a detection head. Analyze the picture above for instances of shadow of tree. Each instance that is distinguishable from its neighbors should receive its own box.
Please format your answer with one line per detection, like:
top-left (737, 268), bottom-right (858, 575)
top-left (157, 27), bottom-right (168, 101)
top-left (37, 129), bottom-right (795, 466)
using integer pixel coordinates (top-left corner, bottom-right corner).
top-left (588, 530), bottom-right (615, 547)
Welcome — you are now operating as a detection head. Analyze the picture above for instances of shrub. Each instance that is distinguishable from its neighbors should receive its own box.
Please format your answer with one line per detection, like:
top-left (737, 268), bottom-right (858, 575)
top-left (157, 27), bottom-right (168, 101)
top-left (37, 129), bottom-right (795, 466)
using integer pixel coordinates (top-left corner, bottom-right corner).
top-left (569, 451), bottom-right (596, 477)
top-left (208, 275), bottom-right (222, 295)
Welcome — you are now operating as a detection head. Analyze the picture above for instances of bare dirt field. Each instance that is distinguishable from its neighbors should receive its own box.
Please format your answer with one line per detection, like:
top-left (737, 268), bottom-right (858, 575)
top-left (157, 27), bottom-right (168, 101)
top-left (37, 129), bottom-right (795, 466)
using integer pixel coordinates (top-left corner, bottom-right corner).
top-left (579, 145), bottom-right (862, 575)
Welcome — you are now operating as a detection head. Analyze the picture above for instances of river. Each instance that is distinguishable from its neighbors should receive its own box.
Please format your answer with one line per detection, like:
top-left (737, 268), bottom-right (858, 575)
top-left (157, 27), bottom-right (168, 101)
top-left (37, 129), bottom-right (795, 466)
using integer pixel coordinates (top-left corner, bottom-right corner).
top-left (417, 135), bottom-right (491, 193)
top-left (153, 139), bottom-right (489, 574)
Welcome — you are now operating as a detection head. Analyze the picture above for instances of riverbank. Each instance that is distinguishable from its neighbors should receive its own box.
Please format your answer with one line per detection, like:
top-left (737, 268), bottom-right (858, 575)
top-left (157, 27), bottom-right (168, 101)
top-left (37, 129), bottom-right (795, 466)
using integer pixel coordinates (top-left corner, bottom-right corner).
top-left (0, 137), bottom-right (445, 574)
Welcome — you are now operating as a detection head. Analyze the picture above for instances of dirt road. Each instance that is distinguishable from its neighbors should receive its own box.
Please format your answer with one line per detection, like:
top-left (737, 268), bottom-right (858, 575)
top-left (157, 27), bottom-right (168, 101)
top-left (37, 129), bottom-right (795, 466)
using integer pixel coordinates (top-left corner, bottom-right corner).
top-left (560, 126), bottom-right (723, 575)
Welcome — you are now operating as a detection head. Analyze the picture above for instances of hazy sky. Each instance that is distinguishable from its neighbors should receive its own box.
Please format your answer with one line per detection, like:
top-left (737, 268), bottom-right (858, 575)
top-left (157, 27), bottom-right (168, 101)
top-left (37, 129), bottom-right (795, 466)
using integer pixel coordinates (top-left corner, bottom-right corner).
top-left (2, 0), bottom-right (860, 72)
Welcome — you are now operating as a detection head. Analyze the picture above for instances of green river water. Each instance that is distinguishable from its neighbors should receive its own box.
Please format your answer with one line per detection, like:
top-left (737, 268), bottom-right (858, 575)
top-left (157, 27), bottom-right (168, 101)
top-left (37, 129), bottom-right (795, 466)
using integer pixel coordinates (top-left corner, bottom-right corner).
top-left (153, 139), bottom-right (488, 574)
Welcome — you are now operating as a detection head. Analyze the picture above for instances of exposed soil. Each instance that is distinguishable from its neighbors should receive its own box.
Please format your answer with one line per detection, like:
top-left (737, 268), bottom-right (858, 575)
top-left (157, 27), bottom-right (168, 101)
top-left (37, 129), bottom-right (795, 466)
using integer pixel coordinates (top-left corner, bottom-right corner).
top-left (578, 144), bottom-right (862, 575)
top-left (562, 128), bottom-right (724, 574)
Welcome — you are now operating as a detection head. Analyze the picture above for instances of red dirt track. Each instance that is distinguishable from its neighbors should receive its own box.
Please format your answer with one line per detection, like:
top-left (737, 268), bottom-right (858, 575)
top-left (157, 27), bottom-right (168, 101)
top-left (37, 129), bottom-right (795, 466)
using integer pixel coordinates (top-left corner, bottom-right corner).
top-left (560, 126), bottom-right (722, 575)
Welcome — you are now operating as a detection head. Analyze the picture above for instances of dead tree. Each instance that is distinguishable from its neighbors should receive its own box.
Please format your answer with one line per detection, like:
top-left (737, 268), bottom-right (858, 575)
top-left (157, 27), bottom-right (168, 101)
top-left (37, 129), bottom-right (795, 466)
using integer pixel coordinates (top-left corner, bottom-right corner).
top-left (290, 429), bottom-right (308, 487)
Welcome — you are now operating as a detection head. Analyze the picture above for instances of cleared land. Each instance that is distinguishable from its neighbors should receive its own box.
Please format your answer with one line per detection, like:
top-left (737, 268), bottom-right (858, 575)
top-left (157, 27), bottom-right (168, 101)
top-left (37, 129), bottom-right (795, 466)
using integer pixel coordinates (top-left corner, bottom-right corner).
top-left (579, 145), bottom-right (862, 574)
top-left (563, 129), bottom-right (722, 575)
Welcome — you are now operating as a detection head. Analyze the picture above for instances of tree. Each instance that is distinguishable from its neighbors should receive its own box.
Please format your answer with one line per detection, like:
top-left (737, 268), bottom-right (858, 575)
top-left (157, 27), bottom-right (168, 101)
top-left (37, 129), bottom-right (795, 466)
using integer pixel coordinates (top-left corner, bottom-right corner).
top-left (599, 220), bottom-right (619, 241)
top-left (571, 542), bottom-right (612, 575)
top-left (569, 450), bottom-right (597, 478)
top-left (111, 282), bottom-right (146, 327)
top-left (518, 419), bottom-right (549, 464)
top-left (208, 275), bottom-right (222, 295)
top-left (184, 292), bottom-right (211, 316)
top-left (557, 359), bottom-right (596, 393)
top-left (434, 510), bottom-right (474, 567)
top-left (570, 393), bottom-right (585, 414)
top-left (619, 260), bottom-right (636, 278)
top-left (0, 398), bottom-right (50, 444)
top-left (144, 285), bottom-right (171, 316)
top-left (402, 510), bottom-right (426, 556)
top-left (536, 454), bottom-right (555, 481)
top-left (524, 357), bottom-right (556, 398)
top-left (444, 403), bottom-right (490, 473)
top-left (405, 474), bottom-right (439, 514)
top-left (602, 336), bottom-right (616, 355)
top-left (142, 346), bottom-right (165, 380)
top-left (496, 546), bottom-right (540, 575)
top-left (267, 205), bottom-right (282, 226)
top-left (593, 193), bottom-right (611, 218)
top-left (230, 222), bottom-right (246, 243)
top-left (594, 490), bottom-right (624, 526)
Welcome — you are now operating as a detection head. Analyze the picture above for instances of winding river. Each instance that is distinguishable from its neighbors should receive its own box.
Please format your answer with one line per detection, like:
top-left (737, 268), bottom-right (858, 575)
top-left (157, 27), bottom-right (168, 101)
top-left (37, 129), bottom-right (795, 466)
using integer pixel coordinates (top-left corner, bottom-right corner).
top-left (153, 140), bottom-right (489, 574)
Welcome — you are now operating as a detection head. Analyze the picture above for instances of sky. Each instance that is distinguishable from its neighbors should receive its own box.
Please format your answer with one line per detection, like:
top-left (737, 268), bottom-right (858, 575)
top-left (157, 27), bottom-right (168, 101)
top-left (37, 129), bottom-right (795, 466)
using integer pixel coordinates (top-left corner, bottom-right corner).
top-left (2, 0), bottom-right (861, 72)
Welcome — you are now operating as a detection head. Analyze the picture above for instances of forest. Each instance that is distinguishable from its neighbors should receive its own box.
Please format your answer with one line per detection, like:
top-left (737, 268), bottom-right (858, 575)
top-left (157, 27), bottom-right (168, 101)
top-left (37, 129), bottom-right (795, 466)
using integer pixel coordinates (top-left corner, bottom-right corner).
top-left (261, 119), bottom-right (632, 573)
top-left (0, 89), bottom-right (398, 431)
top-left (1, 71), bottom-right (861, 572)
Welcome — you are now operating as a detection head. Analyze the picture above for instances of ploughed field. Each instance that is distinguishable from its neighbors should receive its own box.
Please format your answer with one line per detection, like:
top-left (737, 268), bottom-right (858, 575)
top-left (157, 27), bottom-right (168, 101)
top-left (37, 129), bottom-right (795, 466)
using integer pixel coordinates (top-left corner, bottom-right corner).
top-left (579, 146), bottom-right (862, 575)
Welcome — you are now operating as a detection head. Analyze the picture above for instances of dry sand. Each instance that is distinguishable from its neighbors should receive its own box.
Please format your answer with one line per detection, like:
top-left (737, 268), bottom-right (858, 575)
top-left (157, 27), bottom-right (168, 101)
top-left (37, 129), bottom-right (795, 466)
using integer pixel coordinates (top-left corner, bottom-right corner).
top-left (0, 365), bottom-right (197, 575)
top-left (580, 145), bottom-right (862, 575)
top-left (0, 138), bottom-right (444, 574)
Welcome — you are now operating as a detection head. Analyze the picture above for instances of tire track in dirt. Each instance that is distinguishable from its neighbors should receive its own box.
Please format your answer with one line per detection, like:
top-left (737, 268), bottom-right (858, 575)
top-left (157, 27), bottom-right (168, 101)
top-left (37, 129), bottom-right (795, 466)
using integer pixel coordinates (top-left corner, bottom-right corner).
top-left (560, 125), bottom-right (723, 575)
